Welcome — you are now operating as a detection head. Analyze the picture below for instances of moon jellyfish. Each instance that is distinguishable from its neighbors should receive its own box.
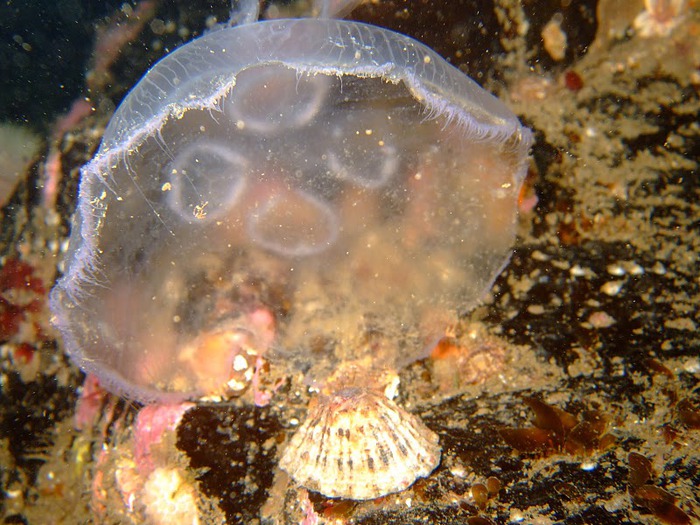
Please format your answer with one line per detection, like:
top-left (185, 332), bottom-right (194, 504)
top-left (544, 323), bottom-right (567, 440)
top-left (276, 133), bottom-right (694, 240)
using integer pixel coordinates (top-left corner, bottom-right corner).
top-left (50, 18), bottom-right (532, 403)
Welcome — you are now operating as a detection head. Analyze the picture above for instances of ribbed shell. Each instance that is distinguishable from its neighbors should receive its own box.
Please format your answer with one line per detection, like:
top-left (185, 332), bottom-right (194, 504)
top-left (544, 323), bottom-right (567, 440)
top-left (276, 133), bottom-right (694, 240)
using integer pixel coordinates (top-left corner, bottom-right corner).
top-left (279, 387), bottom-right (441, 500)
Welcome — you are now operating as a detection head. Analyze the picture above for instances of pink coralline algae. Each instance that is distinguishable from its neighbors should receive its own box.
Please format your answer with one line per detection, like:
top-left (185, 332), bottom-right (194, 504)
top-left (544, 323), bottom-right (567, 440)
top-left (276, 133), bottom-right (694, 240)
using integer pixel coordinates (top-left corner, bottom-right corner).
top-left (90, 402), bottom-right (197, 524)
top-left (132, 403), bottom-right (196, 475)
top-left (50, 16), bottom-right (531, 500)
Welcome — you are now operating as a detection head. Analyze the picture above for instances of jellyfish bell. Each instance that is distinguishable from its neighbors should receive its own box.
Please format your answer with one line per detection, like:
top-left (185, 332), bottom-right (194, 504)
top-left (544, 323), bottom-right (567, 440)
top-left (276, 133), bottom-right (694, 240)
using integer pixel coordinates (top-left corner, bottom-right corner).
top-left (51, 17), bottom-right (531, 410)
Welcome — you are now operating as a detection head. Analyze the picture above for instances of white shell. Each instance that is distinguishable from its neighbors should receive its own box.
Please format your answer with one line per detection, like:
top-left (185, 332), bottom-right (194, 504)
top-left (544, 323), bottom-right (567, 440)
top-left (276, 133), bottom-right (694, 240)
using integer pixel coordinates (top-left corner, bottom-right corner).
top-left (279, 387), bottom-right (441, 500)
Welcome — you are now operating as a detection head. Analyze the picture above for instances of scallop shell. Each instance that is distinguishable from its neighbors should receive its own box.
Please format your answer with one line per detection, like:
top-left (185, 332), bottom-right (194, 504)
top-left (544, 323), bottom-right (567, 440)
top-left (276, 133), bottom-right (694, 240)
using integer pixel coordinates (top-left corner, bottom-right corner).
top-left (279, 387), bottom-right (441, 500)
